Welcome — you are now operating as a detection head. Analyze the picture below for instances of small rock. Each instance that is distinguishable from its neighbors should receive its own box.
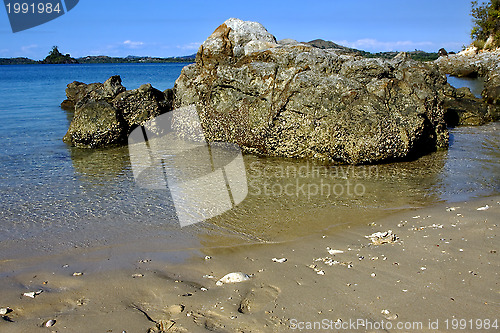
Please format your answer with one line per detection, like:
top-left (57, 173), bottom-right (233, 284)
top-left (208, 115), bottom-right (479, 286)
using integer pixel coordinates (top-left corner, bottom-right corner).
top-left (72, 272), bottom-right (83, 276)
top-left (371, 273), bottom-right (376, 277)
top-left (23, 290), bottom-right (43, 298)
top-left (365, 230), bottom-right (398, 245)
top-left (0, 308), bottom-right (9, 315)
top-left (132, 274), bottom-right (144, 278)
top-left (216, 272), bottom-right (250, 286)
top-left (272, 257), bottom-right (287, 263)
top-left (477, 205), bottom-right (490, 211)
top-left (43, 319), bottom-right (56, 327)
top-left (204, 256), bottom-right (212, 260)
top-left (386, 313), bottom-right (399, 321)
top-left (327, 249), bottom-right (344, 255)
top-left (381, 309), bottom-right (398, 320)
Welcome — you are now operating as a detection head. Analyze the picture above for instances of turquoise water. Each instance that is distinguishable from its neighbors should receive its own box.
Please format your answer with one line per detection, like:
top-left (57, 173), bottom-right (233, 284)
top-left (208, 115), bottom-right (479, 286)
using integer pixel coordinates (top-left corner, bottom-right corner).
top-left (0, 64), bottom-right (498, 260)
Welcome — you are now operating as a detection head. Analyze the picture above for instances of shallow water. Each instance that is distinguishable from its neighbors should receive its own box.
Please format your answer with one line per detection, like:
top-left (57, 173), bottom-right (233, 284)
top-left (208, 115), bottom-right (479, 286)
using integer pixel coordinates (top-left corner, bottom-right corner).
top-left (447, 74), bottom-right (485, 98)
top-left (0, 65), bottom-right (498, 262)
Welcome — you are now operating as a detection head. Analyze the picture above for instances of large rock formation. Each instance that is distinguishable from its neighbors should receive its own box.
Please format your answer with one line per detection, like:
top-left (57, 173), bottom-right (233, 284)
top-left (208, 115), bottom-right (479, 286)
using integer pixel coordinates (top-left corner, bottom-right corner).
top-left (174, 18), bottom-right (450, 164)
top-left (62, 76), bottom-right (173, 148)
top-left (435, 48), bottom-right (500, 123)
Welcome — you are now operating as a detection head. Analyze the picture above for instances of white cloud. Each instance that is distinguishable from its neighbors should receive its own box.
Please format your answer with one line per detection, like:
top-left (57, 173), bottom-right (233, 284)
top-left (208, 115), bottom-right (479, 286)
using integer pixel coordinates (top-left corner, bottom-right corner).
top-left (335, 39), bottom-right (434, 52)
top-left (123, 40), bottom-right (145, 48)
top-left (176, 42), bottom-right (201, 50)
top-left (21, 44), bottom-right (38, 52)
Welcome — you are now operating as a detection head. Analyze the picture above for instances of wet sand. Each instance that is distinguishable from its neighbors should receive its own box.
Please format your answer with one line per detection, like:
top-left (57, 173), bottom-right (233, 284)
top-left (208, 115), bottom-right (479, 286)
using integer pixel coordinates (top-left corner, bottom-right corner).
top-left (0, 196), bottom-right (498, 332)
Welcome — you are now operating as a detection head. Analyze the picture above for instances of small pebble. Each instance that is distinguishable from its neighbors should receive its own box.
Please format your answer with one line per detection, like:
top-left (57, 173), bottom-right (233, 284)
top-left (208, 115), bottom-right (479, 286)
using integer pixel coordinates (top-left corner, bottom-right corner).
top-left (370, 273), bottom-right (376, 277)
top-left (272, 257), bottom-right (287, 263)
top-left (132, 274), bottom-right (144, 278)
top-left (204, 256), bottom-right (212, 260)
top-left (0, 308), bottom-right (9, 315)
top-left (72, 272), bottom-right (83, 276)
top-left (216, 272), bottom-right (250, 286)
top-left (43, 319), bottom-right (56, 327)
top-left (23, 290), bottom-right (43, 298)
top-left (327, 249), bottom-right (344, 255)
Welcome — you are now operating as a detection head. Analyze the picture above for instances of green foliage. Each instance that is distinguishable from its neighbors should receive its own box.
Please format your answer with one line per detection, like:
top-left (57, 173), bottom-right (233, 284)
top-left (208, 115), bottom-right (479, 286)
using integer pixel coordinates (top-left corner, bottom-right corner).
top-left (471, 0), bottom-right (500, 48)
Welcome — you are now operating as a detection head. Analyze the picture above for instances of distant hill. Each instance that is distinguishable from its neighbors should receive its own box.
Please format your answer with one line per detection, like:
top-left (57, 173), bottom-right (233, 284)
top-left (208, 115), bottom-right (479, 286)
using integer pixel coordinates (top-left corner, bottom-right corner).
top-left (0, 54), bottom-right (196, 65)
top-left (306, 39), bottom-right (439, 61)
top-left (0, 57), bottom-right (37, 65)
top-left (364, 50), bottom-right (439, 62)
top-left (306, 39), bottom-right (369, 56)
top-left (77, 54), bottom-right (196, 64)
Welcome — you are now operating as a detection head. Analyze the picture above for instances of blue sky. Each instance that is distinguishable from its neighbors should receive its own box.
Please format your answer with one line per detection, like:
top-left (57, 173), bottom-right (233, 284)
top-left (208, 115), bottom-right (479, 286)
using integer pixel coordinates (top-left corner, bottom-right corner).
top-left (1, 0), bottom-right (474, 59)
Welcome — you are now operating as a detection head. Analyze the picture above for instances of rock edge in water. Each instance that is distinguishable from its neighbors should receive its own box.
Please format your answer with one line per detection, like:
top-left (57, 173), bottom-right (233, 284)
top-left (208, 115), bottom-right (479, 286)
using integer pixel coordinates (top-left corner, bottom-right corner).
top-left (61, 75), bottom-right (173, 148)
top-left (435, 47), bottom-right (500, 125)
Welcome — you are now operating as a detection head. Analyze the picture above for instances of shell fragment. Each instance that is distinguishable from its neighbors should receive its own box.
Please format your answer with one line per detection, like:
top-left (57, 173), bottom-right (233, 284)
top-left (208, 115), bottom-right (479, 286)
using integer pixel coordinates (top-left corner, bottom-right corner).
top-left (272, 257), bottom-right (287, 263)
top-left (23, 290), bottom-right (43, 298)
top-left (216, 272), bottom-right (250, 286)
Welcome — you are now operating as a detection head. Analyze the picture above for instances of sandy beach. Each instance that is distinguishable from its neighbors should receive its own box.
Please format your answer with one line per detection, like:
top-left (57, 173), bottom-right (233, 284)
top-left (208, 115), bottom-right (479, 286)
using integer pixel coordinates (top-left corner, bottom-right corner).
top-left (0, 196), bottom-right (498, 332)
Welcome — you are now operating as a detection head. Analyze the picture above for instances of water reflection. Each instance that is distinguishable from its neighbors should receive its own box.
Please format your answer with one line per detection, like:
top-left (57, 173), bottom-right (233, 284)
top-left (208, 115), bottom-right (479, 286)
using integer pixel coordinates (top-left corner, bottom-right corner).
top-left (63, 123), bottom-right (499, 247)
top-left (447, 75), bottom-right (485, 99)
top-left (198, 151), bottom-right (446, 243)
top-left (69, 146), bottom-right (131, 185)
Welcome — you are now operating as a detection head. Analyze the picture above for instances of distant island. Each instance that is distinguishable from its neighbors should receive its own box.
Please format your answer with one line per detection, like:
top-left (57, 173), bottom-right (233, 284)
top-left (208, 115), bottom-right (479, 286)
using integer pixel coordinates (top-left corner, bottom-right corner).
top-left (0, 46), bottom-right (197, 65)
top-left (305, 39), bottom-right (441, 61)
top-left (0, 43), bottom-right (441, 66)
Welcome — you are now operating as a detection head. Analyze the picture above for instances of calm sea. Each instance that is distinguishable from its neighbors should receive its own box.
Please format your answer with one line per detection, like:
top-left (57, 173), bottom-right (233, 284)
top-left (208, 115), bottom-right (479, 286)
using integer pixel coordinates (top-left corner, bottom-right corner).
top-left (0, 64), bottom-right (498, 261)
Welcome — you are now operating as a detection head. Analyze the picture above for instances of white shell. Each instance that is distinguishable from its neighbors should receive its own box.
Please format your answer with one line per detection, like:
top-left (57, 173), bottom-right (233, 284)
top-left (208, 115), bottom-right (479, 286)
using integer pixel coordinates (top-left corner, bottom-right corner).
top-left (272, 257), bottom-right (287, 263)
top-left (44, 319), bottom-right (56, 327)
top-left (477, 205), bottom-right (489, 211)
top-left (216, 272), bottom-right (250, 286)
top-left (327, 249), bottom-right (344, 255)
top-left (365, 230), bottom-right (397, 245)
top-left (23, 290), bottom-right (43, 298)
top-left (0, 308), bottom-right (8, 315)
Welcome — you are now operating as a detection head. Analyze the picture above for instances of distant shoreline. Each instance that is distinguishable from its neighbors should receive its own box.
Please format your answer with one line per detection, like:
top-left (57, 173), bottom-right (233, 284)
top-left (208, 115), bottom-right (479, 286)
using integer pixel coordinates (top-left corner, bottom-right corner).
top-left (0, 55), bottom-right (196, 65)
